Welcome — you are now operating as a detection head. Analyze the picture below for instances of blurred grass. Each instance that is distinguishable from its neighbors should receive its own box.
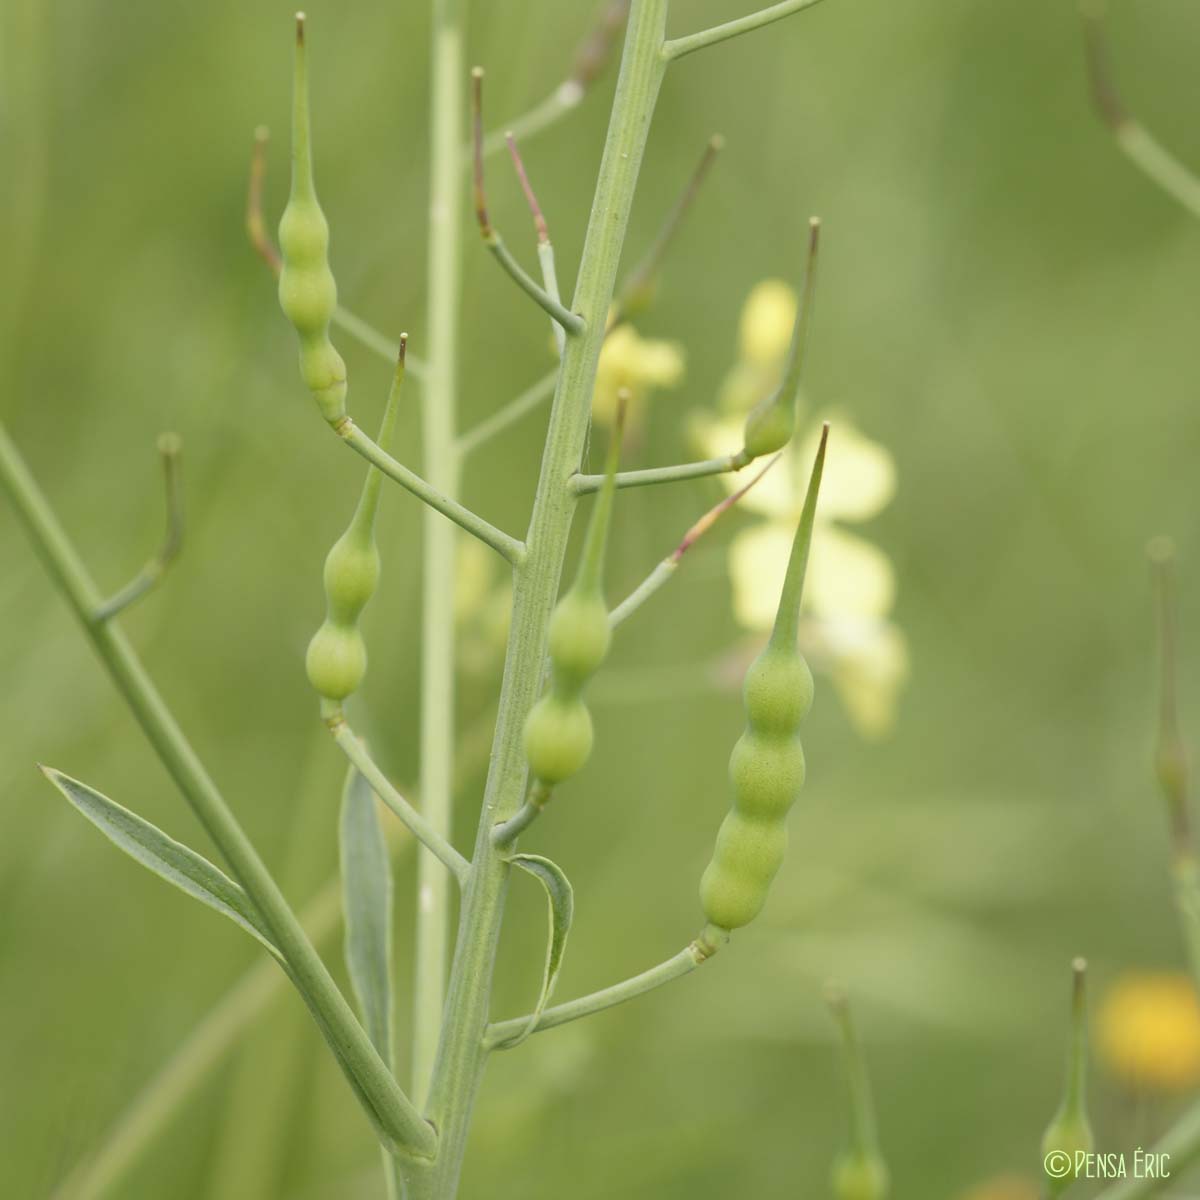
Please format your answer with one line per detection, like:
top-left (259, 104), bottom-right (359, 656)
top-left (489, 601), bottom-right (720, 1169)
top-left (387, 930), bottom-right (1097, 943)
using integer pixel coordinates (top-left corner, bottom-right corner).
top-left (3, 0), bottom-right (1200, 1197)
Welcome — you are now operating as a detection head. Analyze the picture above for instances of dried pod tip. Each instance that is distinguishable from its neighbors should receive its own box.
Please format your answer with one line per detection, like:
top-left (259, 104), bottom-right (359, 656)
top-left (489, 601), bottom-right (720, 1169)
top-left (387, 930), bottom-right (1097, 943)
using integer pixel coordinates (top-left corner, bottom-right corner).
top-left (1041, 958), bottom-right (1094, 1197)
top-left (506, 132), bottom-right (550, 245)
top-left (156, 432), bottom-right (182, 459)
top-left (672, 453), bottom-right (780, 564)
top-left (295, 11), bottom-right (305, 44)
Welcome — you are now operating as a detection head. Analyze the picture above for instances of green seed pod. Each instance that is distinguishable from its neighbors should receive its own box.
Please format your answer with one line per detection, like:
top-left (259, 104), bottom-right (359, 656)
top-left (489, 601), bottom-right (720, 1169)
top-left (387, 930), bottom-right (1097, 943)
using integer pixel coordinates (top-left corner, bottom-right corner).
top-left (1041, 960), bottom-right (1094, 1198)
top-left (522, 404), bottom-right (624, 797)
top-left (523, 695), bottom-right (595, 785)
top-left (277, 14), bottom-right (346, 425)
top-left (305, 620), bottom-right (368, 702)
top-left (741, 217), bottom-right (820, 461)
top-left (305, 344), bottom-right (406, 704)
top-left (828, 988), bottom-right (890, 1200)
top-left (547, 589), bottom-right (611, 686)
top-left (728, 731), bottom-right (806, 819)
top-left (699, 424), bottom-right (827, 931)
top-left (699, 812), bottom-right (787, 930)
top-left (831, 1156), bottom-right (889, 1200)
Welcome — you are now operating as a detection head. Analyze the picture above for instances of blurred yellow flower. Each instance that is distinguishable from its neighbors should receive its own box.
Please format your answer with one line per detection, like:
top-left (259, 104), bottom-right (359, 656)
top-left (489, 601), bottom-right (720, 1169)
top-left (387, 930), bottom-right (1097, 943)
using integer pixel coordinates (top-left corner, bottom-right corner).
top-left (1097, 972), bottom-right (1200, 1091)
top-left (738, 279), bottom-right (796, 366)
top-left (957, 1175), bottom-right (1039, 1200)
top-left (690, 279), bottom-right (908, 738)
top-left (592, 323), bottom-right (685, 427)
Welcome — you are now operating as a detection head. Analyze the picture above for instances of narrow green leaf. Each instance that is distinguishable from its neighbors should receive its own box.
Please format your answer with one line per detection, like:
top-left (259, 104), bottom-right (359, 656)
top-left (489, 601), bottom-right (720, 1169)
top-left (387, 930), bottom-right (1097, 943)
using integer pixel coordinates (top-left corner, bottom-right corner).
top-left (495, 853), bottom-right (575, 1050)
top-left (39, 766), bottom-right (282, 960)
top-left (339, 765), bottom-right (394, 1064)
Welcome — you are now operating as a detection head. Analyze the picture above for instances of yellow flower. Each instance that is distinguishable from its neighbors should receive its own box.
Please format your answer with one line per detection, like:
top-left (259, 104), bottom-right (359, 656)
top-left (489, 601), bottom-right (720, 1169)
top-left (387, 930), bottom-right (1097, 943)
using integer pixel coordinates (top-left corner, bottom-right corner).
top-left (1097, 972), bottom-right (1200, 1091)
top-left (957, 1176), bottom-right (1039, 1200)
top-left (694, 410), bottom-right (907, 738)
top-left (686, 277), bottom-right (907, 738)
top-left (592, 323), bottom-right (685, 427)
top-left (738, 279), bottom-right (797, 367)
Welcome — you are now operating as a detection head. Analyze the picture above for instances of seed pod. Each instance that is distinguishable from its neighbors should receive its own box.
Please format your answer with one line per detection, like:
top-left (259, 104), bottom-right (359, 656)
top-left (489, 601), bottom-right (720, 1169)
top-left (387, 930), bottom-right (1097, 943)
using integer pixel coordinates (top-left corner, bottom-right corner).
top-left (306, 342), bottom-right (406, 704)
top-left (278, 14), bottom-right (347, 425)
top-left (1041, 959), bottom-right (1094, 1198)
top-left (700, 423), bottom-right (827, 931)
top-left (741, 218), bottom-right (820, 460)
top-left (827, 987), bottom-right (890, 1200)
top-left (522, 402), bottom-right (624, 796)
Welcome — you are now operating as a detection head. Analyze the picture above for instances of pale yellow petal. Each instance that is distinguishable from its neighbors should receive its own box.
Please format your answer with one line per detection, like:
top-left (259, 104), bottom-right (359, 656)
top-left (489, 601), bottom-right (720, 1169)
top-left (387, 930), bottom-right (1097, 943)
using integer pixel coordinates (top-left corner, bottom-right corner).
top-left (738, 279), bottom-right (797, 367)
top-left (799, 415), bottom-right (896, 523)
top-left (718, 359), bottom-right (776, 415)
top-left (728, 523), bottom-right (793, 632)
top-left (806, 526), bottom-right (896, 620)
top-left (688, 413), bottom-right (799, 519)
top-left (593, 325), bottom-right (685, 426)
top-left (817, 618), bottom-right (909, 739)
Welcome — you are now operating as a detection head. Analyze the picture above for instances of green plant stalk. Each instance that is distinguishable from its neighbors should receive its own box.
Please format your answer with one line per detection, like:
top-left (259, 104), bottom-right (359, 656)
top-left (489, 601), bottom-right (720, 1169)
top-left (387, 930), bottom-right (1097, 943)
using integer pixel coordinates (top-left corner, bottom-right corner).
top-left (1092, 1096), bottom-right (1200, 1200)
top-left (485, 943), bottom-right (703, 1046)
top-left (405, 4), bottom-right (671, 1194)
top-left (414, 0), bottom-right (467, 1111)
top-left (0, 422), bottom-right (434, 1161)
top-left (573, 451), bottom-right (744, 492)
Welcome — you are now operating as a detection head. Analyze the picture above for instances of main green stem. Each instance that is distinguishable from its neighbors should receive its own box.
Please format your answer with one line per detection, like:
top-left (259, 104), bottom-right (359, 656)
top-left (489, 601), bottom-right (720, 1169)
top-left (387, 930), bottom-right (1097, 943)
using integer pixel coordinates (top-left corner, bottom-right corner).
top-left (414, 0), bottom-right (466, 1109)
top-left (406, 3), bottom-right (670, 1194)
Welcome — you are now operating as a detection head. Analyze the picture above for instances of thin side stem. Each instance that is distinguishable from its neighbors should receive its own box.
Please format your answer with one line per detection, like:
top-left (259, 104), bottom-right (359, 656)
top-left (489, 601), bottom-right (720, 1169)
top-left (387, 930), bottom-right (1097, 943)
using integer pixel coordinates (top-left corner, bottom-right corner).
top-left (472, 68), bottom-right (586, 337)
top-left (485, 942), bottom-right (714, 1047)
top-left (485, 234), bottom-right (587, 335)
top-left (327, 715), bottom-right (469, 882)
top-left (1081, 3), bottom-right (1200, 220)
top-left (337, 420), bottom-right (523, 564)
top-left (0, 422), bottom-right (435, 1160)
top-left (1092, 1098), bottom-right (1200, 1200)
top-left (94, 433), bottom-right (185, 621)
top-left (572, 452), bottom-right (745, 493)
top-left (414, 0), bottom-right (468, 1112)
top-left (611, 133), bottom-right (723, 324)
top-left (664, 0), bottom-right (830, 62)
top-left (455, 369), bottom-right (558, 458)
top-left (475, 1), bottom-right (631, 159)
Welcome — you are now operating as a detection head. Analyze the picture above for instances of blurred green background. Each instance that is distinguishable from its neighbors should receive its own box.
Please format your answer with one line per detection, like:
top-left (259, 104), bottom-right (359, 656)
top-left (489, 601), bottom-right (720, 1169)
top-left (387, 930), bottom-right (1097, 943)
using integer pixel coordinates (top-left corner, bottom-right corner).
top-left (3, 1), bottom-right (1200, 1196)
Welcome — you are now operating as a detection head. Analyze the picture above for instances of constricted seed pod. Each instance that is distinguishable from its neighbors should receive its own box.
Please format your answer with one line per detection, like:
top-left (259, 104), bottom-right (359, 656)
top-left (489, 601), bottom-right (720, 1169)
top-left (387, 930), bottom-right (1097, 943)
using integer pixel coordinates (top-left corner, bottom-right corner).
top-left (741, 218), bottom-right (820, 461)
top-left (278, 14), bottom-right (347, 425)
top-left (700, 423), bottom-right (827, 931)
top-left (523, 695), bottom-right (595, 785)
top-left (521, 403), bottom-right (624, 799)
top-left (305, 343), bottom-right (406, 705)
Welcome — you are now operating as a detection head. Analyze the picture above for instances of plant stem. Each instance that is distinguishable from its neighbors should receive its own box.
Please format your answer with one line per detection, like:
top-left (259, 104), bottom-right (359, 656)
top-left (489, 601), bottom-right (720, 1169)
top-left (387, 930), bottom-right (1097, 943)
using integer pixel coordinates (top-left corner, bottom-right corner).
top-left (328, 715), bottom-right (469, 881)
top-left (0, 422), bottom-right (435, 1161)
top-left (337, 421), bottom-right (520, 563)
top-left (1092, 1096), bottom-right (1200, 1200)
top-left (664, 0), bottom-right (830, 62)
top-left (413, 0), bottom-right (466, 1112)
top-left (573, 452), bottom-right (745, 492)
top-left (485, 944), bottom-right (703, 1046)
top-left (405, 4), bottom-right (672, 1194)
top-left (455, 369), bottom-right (557, 458)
